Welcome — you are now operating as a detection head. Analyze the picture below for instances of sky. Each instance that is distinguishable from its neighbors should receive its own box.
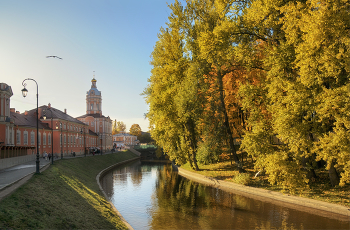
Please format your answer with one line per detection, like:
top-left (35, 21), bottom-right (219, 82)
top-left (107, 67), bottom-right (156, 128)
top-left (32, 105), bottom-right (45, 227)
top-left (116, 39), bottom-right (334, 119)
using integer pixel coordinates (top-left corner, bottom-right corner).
top-left (0, 0), bottom-right (178, 132)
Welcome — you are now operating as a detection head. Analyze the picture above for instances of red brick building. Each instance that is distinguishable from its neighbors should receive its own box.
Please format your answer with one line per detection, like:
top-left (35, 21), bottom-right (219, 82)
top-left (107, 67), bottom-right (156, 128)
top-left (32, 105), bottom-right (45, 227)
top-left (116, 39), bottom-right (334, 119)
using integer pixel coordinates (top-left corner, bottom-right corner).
top-left (0, 83), bottom-right (99, 169)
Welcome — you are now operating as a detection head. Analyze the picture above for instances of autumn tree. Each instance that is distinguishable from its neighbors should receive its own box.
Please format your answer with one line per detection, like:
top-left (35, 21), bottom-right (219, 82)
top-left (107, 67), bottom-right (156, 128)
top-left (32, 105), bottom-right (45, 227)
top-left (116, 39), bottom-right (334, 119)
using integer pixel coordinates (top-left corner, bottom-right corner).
top-left (129, 124), bottom-right (142, 137)
top-left (237, 0), bottom-right (350, 190)
top-left (116, 121), bottom-right (126, 133)
top-left (112, 119), bottom-right (118, 135)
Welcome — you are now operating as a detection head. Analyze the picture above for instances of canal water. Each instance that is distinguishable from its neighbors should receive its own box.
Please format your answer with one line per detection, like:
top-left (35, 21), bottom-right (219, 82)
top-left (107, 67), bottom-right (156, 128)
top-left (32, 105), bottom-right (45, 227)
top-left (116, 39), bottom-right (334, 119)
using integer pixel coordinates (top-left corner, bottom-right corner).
top-left (100, 160), bottom-right (350, 230)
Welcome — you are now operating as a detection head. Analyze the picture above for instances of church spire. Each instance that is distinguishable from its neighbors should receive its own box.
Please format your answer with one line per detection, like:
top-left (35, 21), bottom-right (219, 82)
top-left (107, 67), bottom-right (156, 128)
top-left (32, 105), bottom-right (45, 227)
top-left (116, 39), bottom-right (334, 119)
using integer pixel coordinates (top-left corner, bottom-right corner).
top-left (91, 71), bottom-right (97, 88)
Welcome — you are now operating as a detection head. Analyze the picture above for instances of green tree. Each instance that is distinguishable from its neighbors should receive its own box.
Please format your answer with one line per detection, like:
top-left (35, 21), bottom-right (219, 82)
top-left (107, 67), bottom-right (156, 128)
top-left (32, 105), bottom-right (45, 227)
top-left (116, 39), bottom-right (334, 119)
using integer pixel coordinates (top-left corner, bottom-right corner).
top-left (129, 124), bottom-right (142, 137)
top-left (138, 132), bottom-right (153, 144)
top-left (144, 1), bottom-right (201, 170)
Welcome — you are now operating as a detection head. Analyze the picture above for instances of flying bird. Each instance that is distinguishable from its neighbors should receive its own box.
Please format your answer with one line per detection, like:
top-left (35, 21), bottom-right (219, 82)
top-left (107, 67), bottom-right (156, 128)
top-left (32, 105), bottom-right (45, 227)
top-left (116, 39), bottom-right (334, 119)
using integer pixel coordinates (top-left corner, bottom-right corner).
top-left (46, 56), bottom-right (62, 60)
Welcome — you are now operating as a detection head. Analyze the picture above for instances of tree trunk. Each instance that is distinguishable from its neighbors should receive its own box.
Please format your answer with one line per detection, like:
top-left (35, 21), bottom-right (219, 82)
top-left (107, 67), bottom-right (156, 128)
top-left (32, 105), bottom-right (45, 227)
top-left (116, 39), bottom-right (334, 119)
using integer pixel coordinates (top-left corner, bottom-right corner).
top-left (186, 119), bottom-right (199, 171)
top-left (328, 160), bottom-right (340, 187)
top-left (301, 156), bottom-right (317, 181)
top-left (217, 71), bottom-right (244, 172)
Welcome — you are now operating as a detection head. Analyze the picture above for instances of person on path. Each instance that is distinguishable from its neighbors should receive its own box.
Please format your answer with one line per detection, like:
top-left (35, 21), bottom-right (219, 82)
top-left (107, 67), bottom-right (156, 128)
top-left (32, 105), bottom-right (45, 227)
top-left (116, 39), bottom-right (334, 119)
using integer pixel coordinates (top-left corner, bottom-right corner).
top-left (44, 152), bottom-right (48, 161)
top-left (48, 153), bottom-right (51, 161)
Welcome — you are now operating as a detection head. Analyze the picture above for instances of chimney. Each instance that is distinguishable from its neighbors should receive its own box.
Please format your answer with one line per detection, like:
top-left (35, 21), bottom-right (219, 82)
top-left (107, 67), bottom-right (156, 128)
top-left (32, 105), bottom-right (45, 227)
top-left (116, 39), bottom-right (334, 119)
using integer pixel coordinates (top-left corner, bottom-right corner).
top-left (48, 103), bottom-right (51, 109)
top-left (64, 109), bottom-right (67, 114)
top-left (10, 108), bottom-right (15, 113)
top-left (24, 111), bottom-right (28, 115)
top-left (38, 107), bottom-right (42, 119)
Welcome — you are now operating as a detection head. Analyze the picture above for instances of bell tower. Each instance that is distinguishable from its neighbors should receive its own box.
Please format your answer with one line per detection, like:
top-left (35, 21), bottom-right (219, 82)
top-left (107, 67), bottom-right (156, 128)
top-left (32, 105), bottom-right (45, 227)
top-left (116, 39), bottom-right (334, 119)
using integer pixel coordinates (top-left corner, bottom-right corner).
top-left (86, 77), bottom-right (102, 115)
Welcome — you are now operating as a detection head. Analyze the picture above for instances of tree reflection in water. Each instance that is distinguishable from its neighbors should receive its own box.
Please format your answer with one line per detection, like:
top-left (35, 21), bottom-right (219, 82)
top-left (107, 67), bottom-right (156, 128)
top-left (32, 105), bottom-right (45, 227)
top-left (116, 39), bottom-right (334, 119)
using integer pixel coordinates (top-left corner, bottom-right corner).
top-left (102, 161), bottom-right (350, 230)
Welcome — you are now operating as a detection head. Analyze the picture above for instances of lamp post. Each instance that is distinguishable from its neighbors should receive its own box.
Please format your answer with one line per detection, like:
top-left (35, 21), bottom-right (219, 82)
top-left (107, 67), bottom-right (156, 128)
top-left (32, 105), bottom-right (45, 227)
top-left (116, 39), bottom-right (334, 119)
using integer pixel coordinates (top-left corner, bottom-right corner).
top-left (56, 121), bottom-right (63, 159)
top-left (99, 133), bottom-right (102, 155)
top-left (21, 78), bottom-right (40, 174)
top-left (43, 108), bottom-right (54, 165)
top-left (81, 127), bottom-right (86, 157)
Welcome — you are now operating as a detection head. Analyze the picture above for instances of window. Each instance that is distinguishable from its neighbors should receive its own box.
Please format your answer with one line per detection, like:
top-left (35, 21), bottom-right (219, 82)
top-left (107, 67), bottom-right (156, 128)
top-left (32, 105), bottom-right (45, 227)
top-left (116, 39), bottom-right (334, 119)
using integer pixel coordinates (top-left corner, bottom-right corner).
top-left (24, 131), bottom-right (28, 145)
top-left (64, 134), bottom-right (66, 144)
top-left (97, 104), bottom-right (99, 110)
top-left (31, 131), bottom-right (35, 145)
top-left (16, 130), bottom-right (21, 145)
top-left (91, 104), bottom-right (93, 110)
top-left (43, 133), bottom-right (46, 145)
top-left (91, 121), bottom-right (94, 127)
top-left (64, 124), bottom-right (66, 129)
top-left (48, 133), bottom-right (51, 145)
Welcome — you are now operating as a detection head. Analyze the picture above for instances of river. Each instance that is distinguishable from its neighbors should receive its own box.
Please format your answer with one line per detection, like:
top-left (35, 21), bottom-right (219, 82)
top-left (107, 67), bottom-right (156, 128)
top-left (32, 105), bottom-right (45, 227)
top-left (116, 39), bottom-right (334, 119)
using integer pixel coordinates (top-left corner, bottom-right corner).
top-left (100, 160), bottom-right (350, 229)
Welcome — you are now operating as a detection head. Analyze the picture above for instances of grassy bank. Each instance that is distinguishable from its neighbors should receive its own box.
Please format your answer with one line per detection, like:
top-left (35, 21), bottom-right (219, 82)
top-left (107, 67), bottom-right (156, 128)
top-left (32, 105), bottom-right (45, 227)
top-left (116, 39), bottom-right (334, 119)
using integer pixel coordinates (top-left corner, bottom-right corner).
top-left (0, 151), bottom-right (138, 229)
top-left (181, 160), bottom-right (350, 208)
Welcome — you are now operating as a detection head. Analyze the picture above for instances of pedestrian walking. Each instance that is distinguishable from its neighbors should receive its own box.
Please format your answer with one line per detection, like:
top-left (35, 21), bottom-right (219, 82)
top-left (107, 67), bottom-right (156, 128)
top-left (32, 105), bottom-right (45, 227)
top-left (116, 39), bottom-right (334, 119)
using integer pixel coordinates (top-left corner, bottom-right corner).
top-left (44, 152), bottom-right (48, 161)
top-left (48, 153), bottom-right (51, 161)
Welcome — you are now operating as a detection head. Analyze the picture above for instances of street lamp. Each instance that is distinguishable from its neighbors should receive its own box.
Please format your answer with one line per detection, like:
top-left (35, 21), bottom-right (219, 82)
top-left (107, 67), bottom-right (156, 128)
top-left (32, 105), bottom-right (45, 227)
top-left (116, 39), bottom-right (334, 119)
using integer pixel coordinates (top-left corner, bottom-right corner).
top-left (43, 108), bottom-right (54, 165)
top-left (21, 78), bottom-right (40, 174)
top-left (98, 133), bottom-right (102, 155)
top-left (56, 121), bottom-right (63, 159)
top-left (81, 127), bottom-right (86, 157)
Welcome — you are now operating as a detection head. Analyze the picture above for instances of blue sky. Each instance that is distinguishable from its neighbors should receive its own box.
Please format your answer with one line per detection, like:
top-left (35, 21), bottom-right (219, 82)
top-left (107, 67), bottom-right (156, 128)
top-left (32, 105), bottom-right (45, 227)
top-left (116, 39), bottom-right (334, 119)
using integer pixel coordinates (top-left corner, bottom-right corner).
top-left (0, 0), bottom-right (178, 131)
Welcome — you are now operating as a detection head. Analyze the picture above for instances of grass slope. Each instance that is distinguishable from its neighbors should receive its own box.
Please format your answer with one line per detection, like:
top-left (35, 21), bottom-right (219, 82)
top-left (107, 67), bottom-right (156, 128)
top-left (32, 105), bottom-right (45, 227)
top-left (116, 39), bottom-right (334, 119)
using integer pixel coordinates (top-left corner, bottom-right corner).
top-left (0, 151), bottom-right (137, 229)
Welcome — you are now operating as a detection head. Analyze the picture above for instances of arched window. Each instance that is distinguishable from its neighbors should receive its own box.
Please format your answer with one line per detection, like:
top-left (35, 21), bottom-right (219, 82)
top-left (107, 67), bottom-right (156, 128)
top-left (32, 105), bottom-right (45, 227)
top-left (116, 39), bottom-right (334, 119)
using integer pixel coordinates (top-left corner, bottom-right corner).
top-left (16, 130), bottom-right (21, 145)
top-left (24, 131), bottom-right (28, 145)
top-left (48, 133), bottom-right (51, 145)
top-left (43, 133), bottom-right (46, 145)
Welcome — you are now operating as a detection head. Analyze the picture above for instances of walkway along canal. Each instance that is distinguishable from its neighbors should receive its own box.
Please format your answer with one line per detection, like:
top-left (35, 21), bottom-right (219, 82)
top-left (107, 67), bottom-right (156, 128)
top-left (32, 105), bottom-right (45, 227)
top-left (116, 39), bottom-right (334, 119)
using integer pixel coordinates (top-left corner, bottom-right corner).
top-left (99, 160), bottom-right (350, 229)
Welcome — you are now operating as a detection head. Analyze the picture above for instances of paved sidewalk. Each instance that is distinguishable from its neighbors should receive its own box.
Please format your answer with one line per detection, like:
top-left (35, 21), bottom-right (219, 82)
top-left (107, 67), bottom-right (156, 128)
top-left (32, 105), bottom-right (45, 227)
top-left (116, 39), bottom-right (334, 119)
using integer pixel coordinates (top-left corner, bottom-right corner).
top-left (0, 149), bottom-right (128, 201)
top-left (0, 157), bottom-right (53, 191)
top-left (0, 149), bottom-right (122, 192)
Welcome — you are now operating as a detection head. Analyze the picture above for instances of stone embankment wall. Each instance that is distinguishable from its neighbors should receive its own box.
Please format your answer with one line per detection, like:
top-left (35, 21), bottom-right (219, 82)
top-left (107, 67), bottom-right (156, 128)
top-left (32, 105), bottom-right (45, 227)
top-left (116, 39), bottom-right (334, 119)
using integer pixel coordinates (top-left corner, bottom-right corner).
top-left (177, 166), bottom-right (350, 220)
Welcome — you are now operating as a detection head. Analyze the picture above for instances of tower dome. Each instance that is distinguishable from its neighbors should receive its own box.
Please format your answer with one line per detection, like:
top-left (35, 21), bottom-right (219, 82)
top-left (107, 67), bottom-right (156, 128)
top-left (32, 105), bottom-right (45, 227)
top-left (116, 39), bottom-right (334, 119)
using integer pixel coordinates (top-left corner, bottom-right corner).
top-left (86, 76), bottom-right (102, 115)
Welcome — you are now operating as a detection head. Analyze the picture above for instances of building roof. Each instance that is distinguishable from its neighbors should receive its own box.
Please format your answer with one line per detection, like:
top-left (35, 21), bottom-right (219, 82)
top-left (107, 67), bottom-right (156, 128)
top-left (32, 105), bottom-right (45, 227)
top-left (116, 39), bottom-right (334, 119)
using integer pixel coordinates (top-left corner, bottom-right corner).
top-left (27, 105), bottom-right (86, 125)
top-left (76, 113), bottom-right (105, 119)
top-left (87, 87), bottom-right (101, 96)
top-left (113, 133), bottom-right (137, 137)
top-left (89, 129), bottom-right (98, 136)
top-left (11, 112), bottom-right (50, 130)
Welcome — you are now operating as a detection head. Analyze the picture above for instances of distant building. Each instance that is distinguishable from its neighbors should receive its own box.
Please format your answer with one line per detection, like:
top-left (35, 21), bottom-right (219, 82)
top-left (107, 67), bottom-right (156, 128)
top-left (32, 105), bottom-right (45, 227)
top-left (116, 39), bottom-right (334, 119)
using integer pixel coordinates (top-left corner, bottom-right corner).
top-left (76, 78), bottom-right (112, 152)
top-left (113, 132), bottom-right (139, 147)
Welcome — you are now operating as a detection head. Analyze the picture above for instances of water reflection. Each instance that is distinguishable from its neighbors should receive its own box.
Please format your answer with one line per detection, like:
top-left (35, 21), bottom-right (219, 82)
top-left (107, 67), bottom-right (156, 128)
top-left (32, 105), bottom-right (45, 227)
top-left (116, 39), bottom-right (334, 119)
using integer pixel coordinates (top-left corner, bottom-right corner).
top-left (100, 160), bottom-right (350, 230)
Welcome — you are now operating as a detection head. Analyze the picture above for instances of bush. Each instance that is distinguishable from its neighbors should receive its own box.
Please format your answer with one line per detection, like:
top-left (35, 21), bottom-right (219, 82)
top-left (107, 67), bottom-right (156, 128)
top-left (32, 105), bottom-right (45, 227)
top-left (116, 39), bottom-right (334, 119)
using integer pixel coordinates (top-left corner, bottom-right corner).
top-left (232, 173), bottom-right (251, 186)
